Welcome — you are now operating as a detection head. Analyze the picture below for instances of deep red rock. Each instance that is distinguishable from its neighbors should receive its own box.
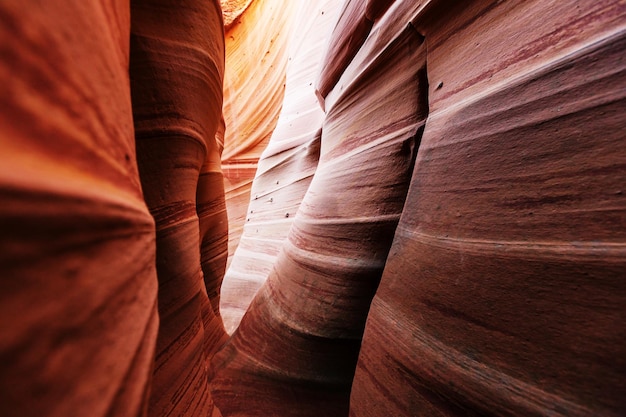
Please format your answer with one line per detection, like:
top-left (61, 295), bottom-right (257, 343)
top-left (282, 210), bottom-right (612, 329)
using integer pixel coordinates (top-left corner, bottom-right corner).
top-left (364, 0), bottom-right (396, 21)
top-left (129, 0), bottom-right (228, 415)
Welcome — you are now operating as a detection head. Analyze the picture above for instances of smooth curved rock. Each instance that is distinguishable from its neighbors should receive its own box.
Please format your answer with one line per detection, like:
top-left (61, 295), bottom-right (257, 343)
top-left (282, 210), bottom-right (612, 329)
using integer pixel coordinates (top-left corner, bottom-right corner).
top-left (211, 9), bottom-right (429, 416)
top-left (351, 1), bottom-right (626, 416)
top-left (129, 0), bottom-right (228, 415)
top-left (0, 2), bottom-right (158, 417)
top-left (221, 0), bottom-right (299, 270)
top-left (315, 0), bottom-right (372, 104)
top-left (220, 0), bottom-right (341, 334)
top-left (315, 0), bottom-right (399, 107)
top-left (2, 0), bottom-right (625, 416)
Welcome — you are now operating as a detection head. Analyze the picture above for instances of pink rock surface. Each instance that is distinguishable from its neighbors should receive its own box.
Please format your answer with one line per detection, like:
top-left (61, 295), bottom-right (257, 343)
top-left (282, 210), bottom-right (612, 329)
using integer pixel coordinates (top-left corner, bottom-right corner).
top-left (221, 0), bottom-right (299, 270)
top-left (220, 0), bottom-right (341, 334)
top-left (315, 0), bottom-right (372, 103)
top-left (210, 6), bottom-right (429, 416)
top-left (351, 1), bottom-right (626, 416)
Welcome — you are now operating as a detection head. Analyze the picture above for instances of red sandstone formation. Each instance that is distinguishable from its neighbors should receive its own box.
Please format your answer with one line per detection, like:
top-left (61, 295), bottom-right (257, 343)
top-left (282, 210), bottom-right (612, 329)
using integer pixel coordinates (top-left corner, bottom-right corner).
top-left (315, 0), bottom-right (394, 104)
top-left (219, 0), bottom-right (341, 333)
top-left (350, 1), bottom-right (626, 416)
top-left (1, 0), bottom-right (229, 416)
top-left (215, 1), bottom-right (625, 416)
top-left (129, 0), bottom-right (227, 416)
top-left (211, 5), bottom-right (429, 416)
top-left (1, 0), bottom-right (625, 417)
top-left (0, 2), bottom-right (158, 416)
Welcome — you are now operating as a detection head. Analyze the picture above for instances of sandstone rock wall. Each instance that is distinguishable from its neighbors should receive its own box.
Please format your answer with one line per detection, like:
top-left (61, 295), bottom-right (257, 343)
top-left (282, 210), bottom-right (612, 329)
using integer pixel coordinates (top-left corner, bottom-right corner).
top-left (1, 0), bottom-right (624, 416)
top-left (351, 1), bottom-right (626, 416)
top-left (0, 2), bottom-right (158, 416)
top-left (220, 0), bottom-right (341, 333)
top-left (211, 2), bottom-right (430, 415)
top-left (214, 0), bottom-right (626, 416)
top-left (221, 0), bottom-right (299, 269)
top-left (129, 0), bottom-right (228, 416)
top-left (0, 1), bottom-right (229, 417)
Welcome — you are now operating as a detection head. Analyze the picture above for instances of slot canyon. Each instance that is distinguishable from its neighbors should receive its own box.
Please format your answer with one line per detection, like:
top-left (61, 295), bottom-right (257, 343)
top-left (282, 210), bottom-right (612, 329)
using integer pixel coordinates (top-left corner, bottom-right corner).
top-left (0, 0), bottom-right (625, 416)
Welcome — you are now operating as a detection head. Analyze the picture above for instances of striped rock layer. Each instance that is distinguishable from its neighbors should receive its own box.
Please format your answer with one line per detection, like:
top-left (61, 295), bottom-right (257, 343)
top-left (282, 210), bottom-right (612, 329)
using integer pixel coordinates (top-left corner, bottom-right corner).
top-left (351, 1), bottom-right (626, 416)
top-left (215, 0), bottom-right (626, 416)
top-left (0, 1), bottom-right (624, 417)
top-left (211, 1), bottom-right (429, 415)
top-left (130, 0), bottom-right (228, 416)
top-left (220, 0), bottom-right (299, 269)
top-left (0, 1), bottom-right (229, 417)
top-left (220, 0), bottom-right (342, 334)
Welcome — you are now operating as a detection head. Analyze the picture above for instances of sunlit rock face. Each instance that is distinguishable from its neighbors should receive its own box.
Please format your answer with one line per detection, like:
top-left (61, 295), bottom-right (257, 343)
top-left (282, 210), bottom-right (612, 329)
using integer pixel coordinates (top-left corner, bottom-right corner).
top-left (219, 0), bottom-right (341, 334)
top-left (211, 0), bottom-right (429, 415)
top-left (0, 2), bottom-right (158, 416)
top-left (221, 0), bottom-right (299, 270)
top-left (351, 1), bottom-right (626, 416)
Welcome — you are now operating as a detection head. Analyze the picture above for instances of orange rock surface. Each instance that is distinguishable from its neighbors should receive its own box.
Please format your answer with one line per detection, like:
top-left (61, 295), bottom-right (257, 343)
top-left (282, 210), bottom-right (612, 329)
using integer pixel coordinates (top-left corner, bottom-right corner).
top-left (0, 1), bottom-right (229, 416)
top-left (1, 1), bottom-right (625, 417)
top-left (221, 0), bottom-right (299, 271)
top-left (0, 2), bottom-right (158, 416)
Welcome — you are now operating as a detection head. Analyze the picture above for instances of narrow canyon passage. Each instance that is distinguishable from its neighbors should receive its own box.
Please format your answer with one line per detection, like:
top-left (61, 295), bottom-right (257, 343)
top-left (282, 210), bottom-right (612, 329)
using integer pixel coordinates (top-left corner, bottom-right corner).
top-left (0, 1), bottom-right (625, 417)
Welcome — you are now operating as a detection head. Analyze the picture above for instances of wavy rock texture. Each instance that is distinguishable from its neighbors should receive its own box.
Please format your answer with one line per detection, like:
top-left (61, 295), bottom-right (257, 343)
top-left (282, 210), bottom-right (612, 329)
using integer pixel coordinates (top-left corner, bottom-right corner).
top-left (221, 0), bottom-right (299, 269)
top-left (315, 0), bottom-right (395, 106)
top-left (220, 0), bottom-right (341, 334)
top-left (2, 1), bottom-right (625, 417)
top-left (210, 6), bottom-right (429, 417)
top-left (0, 2), bottom-right (158, 417)
top-left (351, 1), bottom-right (626, 416)
top-left (129, 0), bottom-right (228, 416)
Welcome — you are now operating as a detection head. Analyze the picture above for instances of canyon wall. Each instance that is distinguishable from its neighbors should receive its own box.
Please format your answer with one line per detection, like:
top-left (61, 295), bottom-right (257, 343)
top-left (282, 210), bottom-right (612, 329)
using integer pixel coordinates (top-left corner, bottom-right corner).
top-left (350, 1), bottom-right (626, 416)
top-left (0, 2), bottom-right (158, 416)
top-left (216, 0), bottom-right (626, 416)
top-left (220, 0), bottom-right (299, 269)
top-left (129, 0), bottom-right (228, 416)
top-left (0, 1), bottom-right (229, 417)
top-left (211, 0), bottom-right (430, 415)
top-left (1, 0), bottom-right (624, 417)
top-left (219, 0), bottom-right (341, 333)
